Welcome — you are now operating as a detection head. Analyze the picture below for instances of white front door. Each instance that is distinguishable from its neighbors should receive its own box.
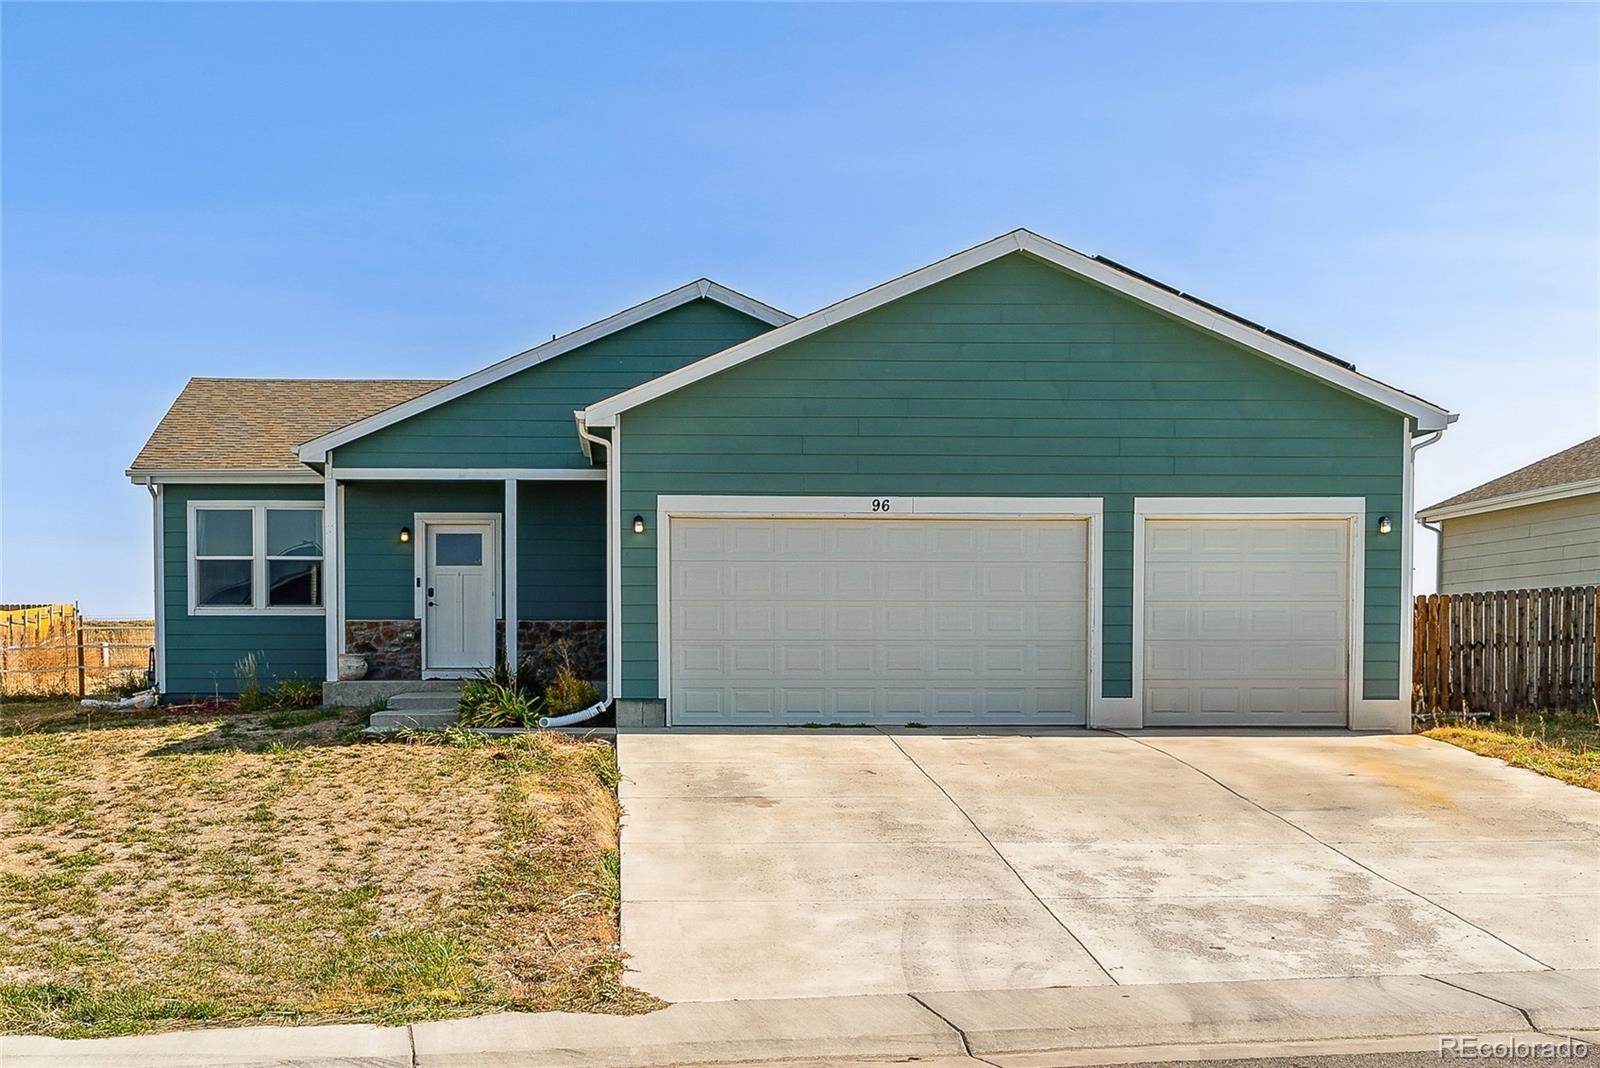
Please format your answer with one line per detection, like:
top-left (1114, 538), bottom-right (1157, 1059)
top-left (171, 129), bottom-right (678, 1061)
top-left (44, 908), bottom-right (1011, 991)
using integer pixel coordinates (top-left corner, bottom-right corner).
top-left (424, 522), bottom-right (496, 675)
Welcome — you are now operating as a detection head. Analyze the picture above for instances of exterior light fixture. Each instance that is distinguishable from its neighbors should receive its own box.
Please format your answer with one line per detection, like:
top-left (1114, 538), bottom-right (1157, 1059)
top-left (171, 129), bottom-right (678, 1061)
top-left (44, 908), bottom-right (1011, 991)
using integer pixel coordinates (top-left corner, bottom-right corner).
top-left (1377, 516), bottom-right (1392, 535)
top-left (632, 515), bottom-right (646, 534)
top-left (399, 526), bottom-right (411, 543)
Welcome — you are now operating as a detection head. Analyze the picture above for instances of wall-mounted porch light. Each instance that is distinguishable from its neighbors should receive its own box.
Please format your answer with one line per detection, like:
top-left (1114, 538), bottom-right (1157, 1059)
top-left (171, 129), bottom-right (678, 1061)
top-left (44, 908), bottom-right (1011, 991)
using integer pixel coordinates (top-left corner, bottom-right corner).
top-left (632, 515), bottom-right (646, 534)
top-left (1376, 516), bottom-right (1392, 535)
top-left (399, 526), bottom-right (412, 544)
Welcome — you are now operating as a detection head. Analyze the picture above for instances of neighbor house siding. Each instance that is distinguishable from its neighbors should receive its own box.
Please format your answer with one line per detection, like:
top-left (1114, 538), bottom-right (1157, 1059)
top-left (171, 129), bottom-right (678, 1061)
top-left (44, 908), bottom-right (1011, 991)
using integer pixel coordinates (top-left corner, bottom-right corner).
top-left (339, 480), bottom-right (605, 621)
top-left (331, 300), bottom-right (776, 469)
top-left (616, 252), bottom-right (1405, 702)
top-left (1438, 493), bottom-right (1600, 594)
top-left (162, 483), bottom-right (325, 697)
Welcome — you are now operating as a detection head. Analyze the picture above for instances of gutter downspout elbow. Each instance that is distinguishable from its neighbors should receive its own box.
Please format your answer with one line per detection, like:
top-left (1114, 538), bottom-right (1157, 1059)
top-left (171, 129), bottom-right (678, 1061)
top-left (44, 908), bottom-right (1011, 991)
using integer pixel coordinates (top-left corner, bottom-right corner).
top-left (574, 412), bottom-right (609, 465)
top-left (538, 698), bottom-right (608, 729)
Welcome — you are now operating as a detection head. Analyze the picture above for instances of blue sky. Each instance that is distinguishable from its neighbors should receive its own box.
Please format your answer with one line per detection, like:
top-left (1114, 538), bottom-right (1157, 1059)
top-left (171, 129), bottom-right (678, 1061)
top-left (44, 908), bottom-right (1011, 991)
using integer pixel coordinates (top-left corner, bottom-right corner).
top-left (3, 2), bottom-right (1596, 616)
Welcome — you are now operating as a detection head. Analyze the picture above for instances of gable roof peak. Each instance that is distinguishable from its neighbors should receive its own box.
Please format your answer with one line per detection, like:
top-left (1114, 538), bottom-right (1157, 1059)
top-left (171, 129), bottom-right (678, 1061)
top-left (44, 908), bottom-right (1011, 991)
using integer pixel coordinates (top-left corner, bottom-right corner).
top-left (296, 277), bottom-right (791, 464)
top-left (582, 228), bottom-right (1453, 431)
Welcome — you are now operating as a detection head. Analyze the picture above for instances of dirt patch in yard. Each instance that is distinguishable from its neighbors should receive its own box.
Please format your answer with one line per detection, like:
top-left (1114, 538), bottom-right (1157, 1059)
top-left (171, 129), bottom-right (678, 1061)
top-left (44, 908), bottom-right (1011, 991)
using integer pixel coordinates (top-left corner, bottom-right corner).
top-left (0, 699), bottom-right (657, 1038)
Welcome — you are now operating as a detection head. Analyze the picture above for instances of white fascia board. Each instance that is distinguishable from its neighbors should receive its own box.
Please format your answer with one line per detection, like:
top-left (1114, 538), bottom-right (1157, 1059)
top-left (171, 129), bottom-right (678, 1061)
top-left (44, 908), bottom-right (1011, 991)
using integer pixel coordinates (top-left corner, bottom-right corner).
top-left (1417, 477), bottom-right (1600, 522)
top-left (127, 468), bottom-right (324, 485)
top-left (332, 467), bottom-right (604, 481)
top-left (296, 279), bottom-right (792, 464)
top-left (582, 229), bottom-right (1454, 431)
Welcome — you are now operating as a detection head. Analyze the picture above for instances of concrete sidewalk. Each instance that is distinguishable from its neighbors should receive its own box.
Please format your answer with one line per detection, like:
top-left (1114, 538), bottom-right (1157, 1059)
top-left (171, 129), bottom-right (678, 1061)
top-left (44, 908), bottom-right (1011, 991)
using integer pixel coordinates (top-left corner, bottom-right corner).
top-left (4, 969), bottom-right (1595, 1068)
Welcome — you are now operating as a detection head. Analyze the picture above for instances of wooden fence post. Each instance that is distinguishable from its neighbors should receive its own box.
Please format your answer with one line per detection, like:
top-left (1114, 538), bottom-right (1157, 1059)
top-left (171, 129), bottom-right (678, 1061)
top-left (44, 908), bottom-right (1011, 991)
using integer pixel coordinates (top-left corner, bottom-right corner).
top-left (75, 610), bottom-right (86, 699)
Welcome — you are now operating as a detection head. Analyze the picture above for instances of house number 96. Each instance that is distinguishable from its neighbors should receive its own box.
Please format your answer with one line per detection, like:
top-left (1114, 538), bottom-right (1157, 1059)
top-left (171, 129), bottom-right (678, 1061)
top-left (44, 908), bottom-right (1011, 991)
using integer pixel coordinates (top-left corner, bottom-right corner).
top-left (871, 498), bottom-right (893, 512)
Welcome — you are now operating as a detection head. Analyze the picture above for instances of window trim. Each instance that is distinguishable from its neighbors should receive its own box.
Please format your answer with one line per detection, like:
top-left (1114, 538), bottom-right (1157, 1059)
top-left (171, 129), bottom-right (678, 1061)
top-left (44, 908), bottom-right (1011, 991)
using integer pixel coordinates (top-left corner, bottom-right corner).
top-left (187, 500), bottom-right (326, 616)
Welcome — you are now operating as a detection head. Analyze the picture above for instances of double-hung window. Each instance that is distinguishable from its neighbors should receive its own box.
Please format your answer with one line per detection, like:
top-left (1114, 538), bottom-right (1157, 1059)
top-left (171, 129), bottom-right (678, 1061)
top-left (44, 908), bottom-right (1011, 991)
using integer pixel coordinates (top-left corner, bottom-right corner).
top-left (189, 502), bottom-right (324, 614)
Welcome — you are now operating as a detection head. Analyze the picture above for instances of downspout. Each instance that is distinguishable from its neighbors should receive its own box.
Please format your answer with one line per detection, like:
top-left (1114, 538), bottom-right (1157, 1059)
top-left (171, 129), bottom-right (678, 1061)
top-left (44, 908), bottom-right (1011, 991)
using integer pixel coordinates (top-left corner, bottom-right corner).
top-left (538, 697), bottom-right (607, 729)
top-left (574, 411), bottom-right (608, 462)
top-left (1411, 429), bottom-right (1446, 590)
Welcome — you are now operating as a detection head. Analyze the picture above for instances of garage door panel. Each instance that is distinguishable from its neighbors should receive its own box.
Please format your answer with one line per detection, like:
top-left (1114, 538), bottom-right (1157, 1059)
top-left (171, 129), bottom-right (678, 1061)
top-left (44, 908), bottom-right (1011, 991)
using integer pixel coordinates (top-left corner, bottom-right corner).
top-left (1143, 518), bottom-right (1348, 727)
top-left (670, 516), bottom-right (1089, 725)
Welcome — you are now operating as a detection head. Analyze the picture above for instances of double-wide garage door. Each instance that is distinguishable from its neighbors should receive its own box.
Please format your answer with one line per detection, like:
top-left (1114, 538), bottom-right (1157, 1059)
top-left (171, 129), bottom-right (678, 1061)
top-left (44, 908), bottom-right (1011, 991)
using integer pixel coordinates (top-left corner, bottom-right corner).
top-left (668, 517), bottom-right (1090, 725)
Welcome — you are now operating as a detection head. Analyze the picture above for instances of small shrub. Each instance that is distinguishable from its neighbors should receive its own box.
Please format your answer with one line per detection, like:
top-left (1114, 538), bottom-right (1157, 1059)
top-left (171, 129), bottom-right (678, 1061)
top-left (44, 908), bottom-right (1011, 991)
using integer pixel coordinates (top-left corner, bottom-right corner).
top-left (268, 678), bottom-right (322, 710)
top-left (459, 681), bottom-right (541, 728)
top-left (234, 654), bottom-right (266, 713)
top-left (544, 662), bottom-right (600, 716)
top-left (458, 666), bottom-right (543, 728)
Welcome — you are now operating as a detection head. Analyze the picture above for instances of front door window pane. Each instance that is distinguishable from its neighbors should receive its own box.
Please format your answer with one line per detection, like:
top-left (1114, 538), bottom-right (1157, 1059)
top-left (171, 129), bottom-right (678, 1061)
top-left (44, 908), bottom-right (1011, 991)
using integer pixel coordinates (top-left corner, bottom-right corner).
top-left (434, 533), bottom-right (482, 566)
top-left (197, 510), bottom-right (252, 557)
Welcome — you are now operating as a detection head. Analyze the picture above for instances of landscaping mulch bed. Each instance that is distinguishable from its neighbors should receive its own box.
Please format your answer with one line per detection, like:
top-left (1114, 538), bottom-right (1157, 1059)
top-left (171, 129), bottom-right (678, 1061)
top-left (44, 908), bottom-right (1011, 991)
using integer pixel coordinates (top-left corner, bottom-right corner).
top-left (0, 698), bottom-right (656, 1038)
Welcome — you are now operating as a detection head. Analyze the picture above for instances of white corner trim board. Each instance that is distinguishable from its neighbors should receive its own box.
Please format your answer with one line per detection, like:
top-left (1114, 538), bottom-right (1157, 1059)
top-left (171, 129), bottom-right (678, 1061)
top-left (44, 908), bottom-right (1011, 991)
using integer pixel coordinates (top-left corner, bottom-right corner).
top-left (1129, 496), bottom-right (1376, 731)
top-left (652, 495), bottom-right (1105, 727)
top-left (296, 280), bottom-right (792, 464)
top-left (582, 229), bottom-right (1454, 431)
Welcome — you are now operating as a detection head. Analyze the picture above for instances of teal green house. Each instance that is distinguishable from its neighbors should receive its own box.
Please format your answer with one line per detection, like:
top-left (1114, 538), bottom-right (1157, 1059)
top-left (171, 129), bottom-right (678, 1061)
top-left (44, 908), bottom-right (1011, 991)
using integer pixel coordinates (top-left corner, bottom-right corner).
top-left (129, 230), bottom-right (1453, 731)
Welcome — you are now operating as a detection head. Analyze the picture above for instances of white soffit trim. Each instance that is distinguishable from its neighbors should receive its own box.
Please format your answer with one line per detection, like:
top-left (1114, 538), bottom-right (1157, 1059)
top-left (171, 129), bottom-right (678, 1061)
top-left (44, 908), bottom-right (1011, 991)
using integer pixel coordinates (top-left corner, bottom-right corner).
top-left (582, 229), bottom-right (1454, 431)
top-left (1417, 476), bottom-right (1600, 522)
top-left (295, 279), bottom-right (793, 463)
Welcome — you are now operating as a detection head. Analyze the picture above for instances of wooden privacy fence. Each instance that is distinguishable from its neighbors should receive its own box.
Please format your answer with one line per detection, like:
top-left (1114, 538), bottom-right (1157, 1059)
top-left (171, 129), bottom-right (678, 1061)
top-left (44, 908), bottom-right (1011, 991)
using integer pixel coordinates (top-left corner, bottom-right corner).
top-left (0, 604), bottom-right (155, 698)
top-left (1413, 585), bottom-right (1600, 715)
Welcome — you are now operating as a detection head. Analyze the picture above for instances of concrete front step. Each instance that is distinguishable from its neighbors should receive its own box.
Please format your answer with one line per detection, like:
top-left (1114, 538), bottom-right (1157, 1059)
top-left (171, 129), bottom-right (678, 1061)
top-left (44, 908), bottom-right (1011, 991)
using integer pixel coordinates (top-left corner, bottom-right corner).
top-left (368, 709), bottom-right (459, 732)
top-left (388, 692), bottom-right (462, 710)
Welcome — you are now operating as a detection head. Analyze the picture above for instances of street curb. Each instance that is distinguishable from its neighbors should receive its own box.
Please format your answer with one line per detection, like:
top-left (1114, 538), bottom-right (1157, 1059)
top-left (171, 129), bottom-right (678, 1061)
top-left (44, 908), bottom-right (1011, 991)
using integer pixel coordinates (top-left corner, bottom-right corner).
top-left (915, 973), bottom-right (1532, 1056)
top-left (3, 970), bottom-right (1595, 1068)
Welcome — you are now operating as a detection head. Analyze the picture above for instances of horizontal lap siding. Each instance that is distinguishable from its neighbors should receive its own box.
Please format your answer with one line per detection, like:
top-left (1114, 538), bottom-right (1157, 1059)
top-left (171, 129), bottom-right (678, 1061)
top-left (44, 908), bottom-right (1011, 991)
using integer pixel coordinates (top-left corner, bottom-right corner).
top-left (343, 482), bottom-right (503, 619)
top-left (330, 300), bottom-right (775, 469)
top-left (518, 481), bottom-right (605, 619)
top-left (1439, 495), bottom-right (1600, 594)
top-left (339, 480), bottom-right (604, 622)
top-left (618, 253), bottom-right (1404, 701)
top-left (162, 484), bottom-right (325, 696)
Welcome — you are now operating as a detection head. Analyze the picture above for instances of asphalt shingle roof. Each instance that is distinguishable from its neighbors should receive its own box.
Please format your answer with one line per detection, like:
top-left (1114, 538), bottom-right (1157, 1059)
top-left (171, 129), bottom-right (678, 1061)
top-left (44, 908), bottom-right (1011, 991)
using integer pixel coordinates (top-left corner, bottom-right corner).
top-left (129, 378), bottom-right (447, 472)
top-left (1424, 434), bottom-right (1600, 513)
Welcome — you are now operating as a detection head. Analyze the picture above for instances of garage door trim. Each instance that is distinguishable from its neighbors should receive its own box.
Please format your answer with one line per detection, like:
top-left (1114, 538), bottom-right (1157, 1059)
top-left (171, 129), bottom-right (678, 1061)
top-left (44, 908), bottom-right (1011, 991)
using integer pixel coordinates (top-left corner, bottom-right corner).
top-left (1131, 496), bottom-right (1367, 729)
top-left (655, 495), bottom-right (1104, 726)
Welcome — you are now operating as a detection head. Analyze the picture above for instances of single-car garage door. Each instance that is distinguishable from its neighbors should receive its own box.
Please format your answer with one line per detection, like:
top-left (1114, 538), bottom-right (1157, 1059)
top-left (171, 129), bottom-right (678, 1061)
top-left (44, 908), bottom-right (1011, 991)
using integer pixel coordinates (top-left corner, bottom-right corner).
top-left (1143, 519), bottom-right (1350, 727)
top-left (668, 517), bottom-right (1089, 725)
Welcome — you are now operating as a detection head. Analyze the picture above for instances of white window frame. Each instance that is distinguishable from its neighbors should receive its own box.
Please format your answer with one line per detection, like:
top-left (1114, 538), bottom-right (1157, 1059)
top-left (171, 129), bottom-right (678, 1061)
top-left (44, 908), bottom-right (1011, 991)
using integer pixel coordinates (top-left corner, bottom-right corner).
top-left (186, 500), bottom-right (326, 616)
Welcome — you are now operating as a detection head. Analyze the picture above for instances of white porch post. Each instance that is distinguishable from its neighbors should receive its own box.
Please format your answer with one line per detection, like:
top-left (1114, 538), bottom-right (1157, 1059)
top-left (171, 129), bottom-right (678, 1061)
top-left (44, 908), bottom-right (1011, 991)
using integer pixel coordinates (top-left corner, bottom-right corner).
top-left (323, 464), bottom-right (341, 682)
top-left (504, 478), bottom-right (518, 669)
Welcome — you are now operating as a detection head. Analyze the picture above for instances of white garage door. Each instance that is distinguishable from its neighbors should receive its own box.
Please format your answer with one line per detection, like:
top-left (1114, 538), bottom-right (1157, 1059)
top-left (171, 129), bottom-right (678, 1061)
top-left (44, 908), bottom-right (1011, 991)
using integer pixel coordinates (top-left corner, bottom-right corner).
top-left (1143, 519), bottom-right (1349, 727)
top-left (668, 517), bottom-right (1090, 726)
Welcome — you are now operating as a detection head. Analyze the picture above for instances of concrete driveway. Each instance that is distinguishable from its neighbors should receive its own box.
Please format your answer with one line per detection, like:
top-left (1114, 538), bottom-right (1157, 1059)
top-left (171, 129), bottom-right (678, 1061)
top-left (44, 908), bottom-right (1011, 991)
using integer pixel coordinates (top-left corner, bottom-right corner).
top-left (616, 729), bottom-right (1600, 1003)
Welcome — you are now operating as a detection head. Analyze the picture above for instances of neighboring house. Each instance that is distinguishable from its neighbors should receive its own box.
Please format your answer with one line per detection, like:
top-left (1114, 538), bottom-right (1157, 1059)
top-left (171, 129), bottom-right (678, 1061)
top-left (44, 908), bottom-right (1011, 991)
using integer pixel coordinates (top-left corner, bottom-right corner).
top-left (1418, 434), bottom-right (1600, 595)
top-left (129, 230), bottom-right (1454, 731)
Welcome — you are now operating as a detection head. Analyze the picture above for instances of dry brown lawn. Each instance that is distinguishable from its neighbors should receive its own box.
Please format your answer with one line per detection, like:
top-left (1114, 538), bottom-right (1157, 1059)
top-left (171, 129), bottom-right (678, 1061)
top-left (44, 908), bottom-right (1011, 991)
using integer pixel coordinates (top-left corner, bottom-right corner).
top-left (0, 698), bottom-right (656, 1038)
top-left (1422, 710), bottom-right (1600, 791)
